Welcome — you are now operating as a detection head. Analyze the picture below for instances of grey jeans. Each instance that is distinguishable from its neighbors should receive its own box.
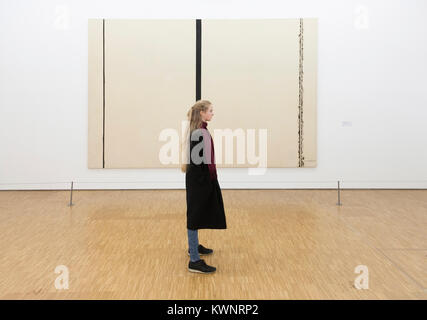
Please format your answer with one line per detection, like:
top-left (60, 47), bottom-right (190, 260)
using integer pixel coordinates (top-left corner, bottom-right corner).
top-left (187, 228), bottom-right (200, 262)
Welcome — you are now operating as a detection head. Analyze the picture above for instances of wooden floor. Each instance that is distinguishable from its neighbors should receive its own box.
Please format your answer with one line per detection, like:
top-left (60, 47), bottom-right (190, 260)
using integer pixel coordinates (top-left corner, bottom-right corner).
top-left (0, 188), bottom-right (426, 299)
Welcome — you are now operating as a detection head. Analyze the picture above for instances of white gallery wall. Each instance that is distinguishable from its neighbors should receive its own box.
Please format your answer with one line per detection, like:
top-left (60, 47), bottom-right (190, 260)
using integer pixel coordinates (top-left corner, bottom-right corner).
top-left (0, 0), bottom-right (426, 190)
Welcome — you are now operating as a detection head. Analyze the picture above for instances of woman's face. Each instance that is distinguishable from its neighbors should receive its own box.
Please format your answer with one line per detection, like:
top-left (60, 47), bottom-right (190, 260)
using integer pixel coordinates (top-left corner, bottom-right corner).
top-left (200, 105), bottom-right (214, 121)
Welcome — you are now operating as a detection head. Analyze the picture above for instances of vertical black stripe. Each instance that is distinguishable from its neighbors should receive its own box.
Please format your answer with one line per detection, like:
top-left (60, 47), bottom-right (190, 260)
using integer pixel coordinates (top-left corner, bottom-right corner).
top-left (196, 19), bottom-right (201, 101)
top-left (102, 19), bottom-right (105, 168)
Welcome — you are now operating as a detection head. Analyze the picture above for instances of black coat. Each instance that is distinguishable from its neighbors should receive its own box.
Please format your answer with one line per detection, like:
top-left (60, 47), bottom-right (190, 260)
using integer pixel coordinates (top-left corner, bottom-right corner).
top-left (185, 128), bottom-right (227, 230)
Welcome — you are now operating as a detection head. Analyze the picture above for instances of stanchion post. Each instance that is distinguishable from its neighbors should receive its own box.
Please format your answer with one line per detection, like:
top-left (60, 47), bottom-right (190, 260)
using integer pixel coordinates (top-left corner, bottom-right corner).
top-left (68, 181), bottom-right (74, 207)
top-left (336, 180), bottom-right (342, 206)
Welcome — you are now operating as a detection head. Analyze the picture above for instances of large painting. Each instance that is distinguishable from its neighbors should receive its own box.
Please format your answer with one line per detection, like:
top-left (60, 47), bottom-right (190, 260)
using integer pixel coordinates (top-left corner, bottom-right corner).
top-left (88, 18), bottom-right (317, 169)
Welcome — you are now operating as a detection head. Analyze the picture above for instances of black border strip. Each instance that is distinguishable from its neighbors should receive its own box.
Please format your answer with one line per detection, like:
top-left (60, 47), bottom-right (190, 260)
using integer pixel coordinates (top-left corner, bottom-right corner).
top-left (102, 19), bottom-right (105, 168)
top-left (0, 300), bottom-right (418, 317)
top-left (196, 19), bottom-right (201, 101)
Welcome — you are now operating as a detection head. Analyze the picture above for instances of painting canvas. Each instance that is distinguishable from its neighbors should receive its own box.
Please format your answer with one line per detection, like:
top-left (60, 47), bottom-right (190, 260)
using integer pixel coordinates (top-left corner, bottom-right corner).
top-left (88, 18), bottom-right (317, 169)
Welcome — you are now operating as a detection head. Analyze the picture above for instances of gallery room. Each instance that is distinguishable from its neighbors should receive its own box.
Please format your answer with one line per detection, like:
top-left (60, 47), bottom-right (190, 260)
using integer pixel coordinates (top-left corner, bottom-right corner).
top-left (0, 0), bottom-right (425, 307)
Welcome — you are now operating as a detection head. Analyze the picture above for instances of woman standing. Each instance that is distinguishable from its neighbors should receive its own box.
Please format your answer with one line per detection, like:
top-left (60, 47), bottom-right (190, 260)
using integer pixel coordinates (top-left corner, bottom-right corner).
top-left (181, 100), bottom-right (227, 274)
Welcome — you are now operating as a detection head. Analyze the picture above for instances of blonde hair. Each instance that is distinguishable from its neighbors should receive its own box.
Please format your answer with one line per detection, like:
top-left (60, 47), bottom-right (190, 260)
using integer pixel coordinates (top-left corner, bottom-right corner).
top-left (181, 99), bottom-right (212, 172)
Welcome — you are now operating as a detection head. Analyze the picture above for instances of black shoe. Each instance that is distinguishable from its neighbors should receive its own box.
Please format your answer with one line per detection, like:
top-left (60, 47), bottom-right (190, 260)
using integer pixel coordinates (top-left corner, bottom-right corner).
top-left (188, 259), bottom-right (216, 274)
top-left (188, 244), bottom-right (213, 256)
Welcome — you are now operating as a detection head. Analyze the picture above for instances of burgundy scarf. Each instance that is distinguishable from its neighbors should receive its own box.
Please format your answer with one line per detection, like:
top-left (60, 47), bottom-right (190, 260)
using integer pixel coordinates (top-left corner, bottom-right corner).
top-left (200, 121), bottom-right (217, 180)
